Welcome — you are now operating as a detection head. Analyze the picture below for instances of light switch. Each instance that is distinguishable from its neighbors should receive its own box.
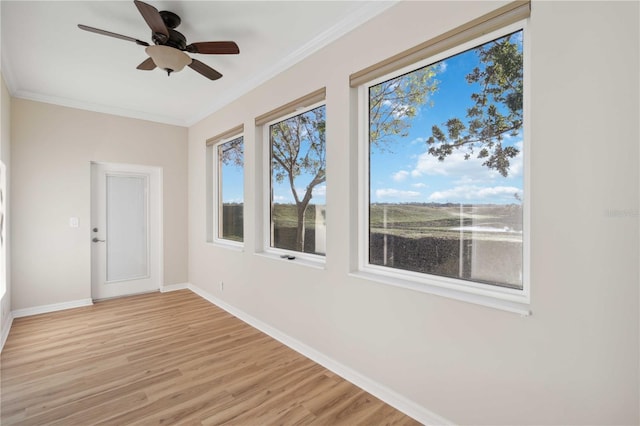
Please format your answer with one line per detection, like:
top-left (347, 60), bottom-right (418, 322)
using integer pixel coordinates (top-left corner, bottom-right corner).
top-left (69, 217), bottom-right (79, 228)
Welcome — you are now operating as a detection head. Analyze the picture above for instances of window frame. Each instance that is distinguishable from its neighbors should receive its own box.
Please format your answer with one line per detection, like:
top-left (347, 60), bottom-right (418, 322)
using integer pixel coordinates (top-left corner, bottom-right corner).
top-left (206, 128), bottom-right (245, 250)
top-left (355, 20), bottom-right (531, 315)
top-left (0, 161), bottom-right (6, 298)
top-left (262, 100), bottom-right (327, 266)
top-left (214, 133), bottom-right (245, 248)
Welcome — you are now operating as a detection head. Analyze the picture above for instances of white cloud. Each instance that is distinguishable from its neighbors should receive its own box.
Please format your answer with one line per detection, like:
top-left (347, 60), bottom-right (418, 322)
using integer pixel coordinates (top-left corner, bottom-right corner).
top-left (410, 137), bottom-right (425, 145)
top-left (375, 188), bottom-right (421, 199)
top-left (392, 170), bottom-right (409, 182)
top-left (382, 100), bottom-right (411, 119)
top-left (312, 185), bottom-right (326, 197)
top-left (411, 182), bottom-right (427, 188)
top-left (223, 198), bottom-right (244, 204)
top-left (428, 185), bottom-right (522, 203)
top-left (508, 141), bottom-right (524, 177)
top-left (411, 140), bottom-right (523, 182)
top-left (291, 184), bottom-right (326, 199)
top-left (273, 195), bottom-right (288, 202)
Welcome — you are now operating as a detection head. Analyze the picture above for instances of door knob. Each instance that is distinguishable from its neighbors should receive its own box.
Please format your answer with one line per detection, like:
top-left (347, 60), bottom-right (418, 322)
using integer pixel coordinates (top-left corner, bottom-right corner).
top-left (92, 237), bottom-right (105, 243)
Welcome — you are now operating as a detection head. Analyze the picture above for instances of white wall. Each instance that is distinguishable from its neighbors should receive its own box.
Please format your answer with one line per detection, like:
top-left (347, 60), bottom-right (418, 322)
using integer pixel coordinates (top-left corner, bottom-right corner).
top-left (11, 100), bottom-right (188, 310)
top-left (0, 73), bottom-right (11, 348)
top-left (188, 1), bottom-right (639, 424)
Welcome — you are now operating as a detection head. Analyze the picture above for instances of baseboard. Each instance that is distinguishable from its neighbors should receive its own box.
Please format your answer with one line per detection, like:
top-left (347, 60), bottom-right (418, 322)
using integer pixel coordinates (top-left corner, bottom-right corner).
top-left (0, 311), bottom-right (13, 353)
top-left (11, 298), bottom-right (94, 319)
top-left (160, 282), bottom-right (189, 293)
top-left (187, 283), bottom-right (453, 426)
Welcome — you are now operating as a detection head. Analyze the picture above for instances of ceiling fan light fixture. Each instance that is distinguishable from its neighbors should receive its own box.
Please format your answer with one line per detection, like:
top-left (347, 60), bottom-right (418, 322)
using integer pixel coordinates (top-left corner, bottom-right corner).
top-left (145, 45), bottom-right (192, 75)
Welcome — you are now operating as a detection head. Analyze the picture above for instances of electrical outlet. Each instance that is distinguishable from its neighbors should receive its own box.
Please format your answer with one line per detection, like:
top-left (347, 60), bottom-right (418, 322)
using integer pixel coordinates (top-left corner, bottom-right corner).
top-left (219, 281), bottom-right (224, 292)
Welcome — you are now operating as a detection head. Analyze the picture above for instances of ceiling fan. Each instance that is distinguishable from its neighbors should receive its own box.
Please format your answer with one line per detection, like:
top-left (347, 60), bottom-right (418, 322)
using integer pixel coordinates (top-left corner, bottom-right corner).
top-left (78, 0), bottom-right (239, 80)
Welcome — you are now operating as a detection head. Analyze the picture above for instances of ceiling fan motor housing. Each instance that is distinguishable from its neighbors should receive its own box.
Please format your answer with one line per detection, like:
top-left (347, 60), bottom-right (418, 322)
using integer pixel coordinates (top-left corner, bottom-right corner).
top-left (151, 10), bottom-right (186, 49)
top-left (160, 10), bottom-right (181, 29)
top-left (162, 29), bottom-right (187, 50)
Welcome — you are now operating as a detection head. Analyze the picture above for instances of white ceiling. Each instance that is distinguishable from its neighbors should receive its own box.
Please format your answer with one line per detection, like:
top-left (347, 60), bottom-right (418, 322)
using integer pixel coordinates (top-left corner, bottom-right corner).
top-left (1, 1), bottom-right (395, 126)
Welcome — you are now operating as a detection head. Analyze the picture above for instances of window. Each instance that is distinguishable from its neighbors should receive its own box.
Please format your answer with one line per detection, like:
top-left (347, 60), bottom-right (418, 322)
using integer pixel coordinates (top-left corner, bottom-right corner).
top-left (217, 136), bottom-right (244, 243)
top-left (357, 17), bottom-right (529, 312)
top-left (206, 125), bottom-right (244, 247)
top-left (266, 103), bottom-right (326, 258)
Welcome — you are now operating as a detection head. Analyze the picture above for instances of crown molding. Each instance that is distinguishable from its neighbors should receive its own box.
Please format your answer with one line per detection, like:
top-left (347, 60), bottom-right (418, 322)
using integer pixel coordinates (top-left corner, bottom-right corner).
top-left (2, 1), bottom-right (399, 128)
top-left (185, 0), bottom-right (400, 127)
top-left (11, 89), bottom-right (189, 127)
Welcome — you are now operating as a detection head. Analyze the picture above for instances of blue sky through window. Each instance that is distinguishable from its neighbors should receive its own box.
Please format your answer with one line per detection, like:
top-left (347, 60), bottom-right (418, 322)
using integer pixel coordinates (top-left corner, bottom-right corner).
top-left (219, 137), bottom-right (244, 204)
top-left (370, 31), bottom-right (524, 205)
top-left (220, 31), bottom-right (523, 208)
top-left (221, 162), bottom-right (243, 204)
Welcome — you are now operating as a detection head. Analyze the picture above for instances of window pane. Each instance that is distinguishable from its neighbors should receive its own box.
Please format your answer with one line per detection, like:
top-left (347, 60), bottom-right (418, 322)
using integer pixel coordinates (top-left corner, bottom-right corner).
top-left (368, 30), bottom-right (524, 289)
top-left (270, 105), bottom-right (326, 255)
top-left (217, 136), bottom-right (244, 242)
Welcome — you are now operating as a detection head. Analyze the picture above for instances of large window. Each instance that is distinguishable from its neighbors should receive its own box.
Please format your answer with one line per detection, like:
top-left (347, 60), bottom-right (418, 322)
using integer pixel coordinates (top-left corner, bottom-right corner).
top-left (267, 103), bottom-right (326, 257)
top-left (360, 22), bottom-right (528, 304)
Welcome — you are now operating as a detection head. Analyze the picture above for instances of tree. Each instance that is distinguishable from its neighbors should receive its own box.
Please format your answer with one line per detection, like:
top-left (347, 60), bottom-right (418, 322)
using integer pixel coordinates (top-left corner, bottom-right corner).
top-left (369, 66), bottom-right (439, 149)
top-left (271, 106), bottom-right (326, 252)
top-left (219, 136), bottom-right (244, 167)
top-left (427, 32), bottom-right (523, 177)
top-left (268, 68), bottom-right (438, 252)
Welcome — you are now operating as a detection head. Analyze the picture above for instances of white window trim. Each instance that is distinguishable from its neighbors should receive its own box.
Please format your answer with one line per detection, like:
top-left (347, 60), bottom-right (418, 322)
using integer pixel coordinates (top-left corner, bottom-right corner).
top-left (211, 134), bottom-right (244, 250)
top-left (355, 20), bottom-right (531, 316)
top-left (261, 100), bottom-right (327, 267)
top-left (0, 161), bottom-right (6, 298)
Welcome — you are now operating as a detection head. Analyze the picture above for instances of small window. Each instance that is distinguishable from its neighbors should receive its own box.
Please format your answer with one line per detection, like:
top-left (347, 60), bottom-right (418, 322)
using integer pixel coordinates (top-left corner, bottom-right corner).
top-left (360, 23), bottom-right (528, 306)
top-left (216, 136), bottom-right (244, 243)
top-left (207, 128), bottom-right (244, 247)
top-left (267, 104), bottom-right (326, 257)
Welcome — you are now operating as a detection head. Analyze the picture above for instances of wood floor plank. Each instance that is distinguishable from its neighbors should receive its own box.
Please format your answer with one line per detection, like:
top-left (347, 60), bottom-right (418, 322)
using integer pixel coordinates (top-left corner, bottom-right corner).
top-left (1, 290), bottom-right (420, 425)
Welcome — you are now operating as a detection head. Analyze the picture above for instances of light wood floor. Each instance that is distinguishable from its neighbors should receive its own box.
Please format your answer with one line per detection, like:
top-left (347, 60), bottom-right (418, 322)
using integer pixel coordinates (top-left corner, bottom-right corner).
top-left (1, 290), bottom-right (420, 425)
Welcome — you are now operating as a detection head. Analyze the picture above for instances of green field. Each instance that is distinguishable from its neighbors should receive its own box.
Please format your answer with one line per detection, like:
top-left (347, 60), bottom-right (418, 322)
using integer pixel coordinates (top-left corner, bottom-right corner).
top-left (271, 203), bottom-right (321, 229)
top-left (224, 202), bottom-right (523, 287)
top-left (225, 202), bottom-right (522, 243)
top-left (369, 203), bottom-right (522, 242)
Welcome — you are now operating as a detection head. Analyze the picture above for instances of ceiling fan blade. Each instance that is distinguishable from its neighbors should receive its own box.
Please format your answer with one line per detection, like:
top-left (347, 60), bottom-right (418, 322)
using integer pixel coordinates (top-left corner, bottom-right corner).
top-left (137, 57), bottom-right (157, 70)
top-left (186, 41), bottom-right (240, 55)
top-left (134, 0), bottom-right (169, 42)
top-left (189, 59), bottom-right (222, 80)
top-left (78, 24), bottom-right (149, 46)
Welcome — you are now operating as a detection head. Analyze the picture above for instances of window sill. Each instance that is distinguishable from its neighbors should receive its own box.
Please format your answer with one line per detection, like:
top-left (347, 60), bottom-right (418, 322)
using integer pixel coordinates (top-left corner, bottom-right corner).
top-left (349, 269), bottom-right (531, 316)
top-left (207, 240), bottom-right (244, 252)
top-left (255, 251), bottom-right (326, 270)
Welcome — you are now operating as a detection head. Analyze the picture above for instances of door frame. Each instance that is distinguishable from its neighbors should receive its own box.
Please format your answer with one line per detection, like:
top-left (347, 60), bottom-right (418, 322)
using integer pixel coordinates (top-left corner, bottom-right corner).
top-left (90, 161), bottom-right (163, 300)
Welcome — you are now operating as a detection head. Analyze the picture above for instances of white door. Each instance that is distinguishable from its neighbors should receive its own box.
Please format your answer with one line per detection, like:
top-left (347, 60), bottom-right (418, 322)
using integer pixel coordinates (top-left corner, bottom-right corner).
top-left (91, 162), bottom-right (162, 300)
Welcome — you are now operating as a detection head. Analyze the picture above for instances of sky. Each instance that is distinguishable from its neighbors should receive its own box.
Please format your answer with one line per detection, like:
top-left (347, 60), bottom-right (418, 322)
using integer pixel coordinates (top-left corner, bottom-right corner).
top-left (370, 31), bottom-right (524, 205)
top-left (221, 31), bottom-right (524, 207)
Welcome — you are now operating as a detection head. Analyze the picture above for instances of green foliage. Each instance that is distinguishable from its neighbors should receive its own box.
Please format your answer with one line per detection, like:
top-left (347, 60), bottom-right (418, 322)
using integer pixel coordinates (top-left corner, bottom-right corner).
top-left (427, 31), bottom-right (523, 177)
top-left (219, 136), bottom-right (244, 167)
top-left (369, 66), bottom-right (438, 150)
top-left (271, 105), bottom-right (326, 199)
